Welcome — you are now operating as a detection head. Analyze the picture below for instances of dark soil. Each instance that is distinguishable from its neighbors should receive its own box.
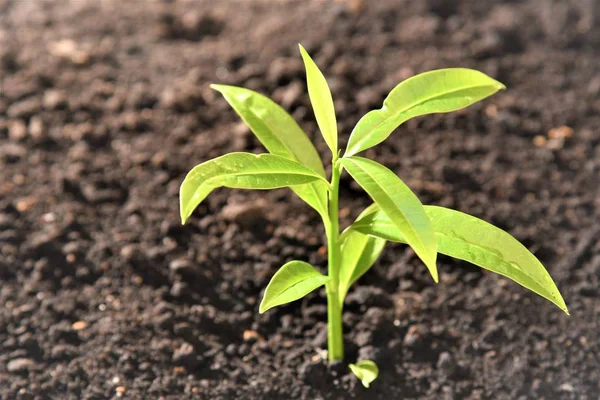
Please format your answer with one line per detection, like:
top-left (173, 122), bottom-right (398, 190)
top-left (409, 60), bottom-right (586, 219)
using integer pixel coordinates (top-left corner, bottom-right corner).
top-left (1, 0), bottom-right (599, 398)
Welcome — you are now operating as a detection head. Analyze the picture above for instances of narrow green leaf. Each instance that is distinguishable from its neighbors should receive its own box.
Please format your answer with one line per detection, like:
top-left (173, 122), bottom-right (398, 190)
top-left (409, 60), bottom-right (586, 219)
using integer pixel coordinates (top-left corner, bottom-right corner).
top-left (349, 360), bottom-right (379, 388)
top-left (345, 68), bottom-right (505, 156)
top-left (259, 260), bottom-right (330, 313)
top-left (299, 44), bottom-right (338, 155)
top-left (341, 156), bottom-right (438, 282)
top-left (180, 153), bottom-right (328, 224)
top-left (338, 229), bottom-right (386, 304)
top-left (210, 84), bottom-right (325, 177)
top-left (210, 84), bottom-right (328, 217)
top-left (351, 205), bottom-right (569, 314)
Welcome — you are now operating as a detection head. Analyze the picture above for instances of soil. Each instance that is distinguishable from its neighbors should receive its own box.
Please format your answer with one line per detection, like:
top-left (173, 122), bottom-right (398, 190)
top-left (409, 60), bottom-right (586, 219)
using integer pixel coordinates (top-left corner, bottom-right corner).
top-left (1, 0), bottom-right (599, 399)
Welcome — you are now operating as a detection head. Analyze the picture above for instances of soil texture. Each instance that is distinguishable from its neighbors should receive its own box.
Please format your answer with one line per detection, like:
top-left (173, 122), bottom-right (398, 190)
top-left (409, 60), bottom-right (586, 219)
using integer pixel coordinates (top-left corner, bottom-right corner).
top-left (0, 0), bottom-right (599, 399)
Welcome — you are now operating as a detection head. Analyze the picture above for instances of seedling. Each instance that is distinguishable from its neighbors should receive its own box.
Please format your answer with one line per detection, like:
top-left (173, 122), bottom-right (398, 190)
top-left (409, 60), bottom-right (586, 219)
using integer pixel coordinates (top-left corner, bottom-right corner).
top-left (180, 45), bottom-right (568, 388)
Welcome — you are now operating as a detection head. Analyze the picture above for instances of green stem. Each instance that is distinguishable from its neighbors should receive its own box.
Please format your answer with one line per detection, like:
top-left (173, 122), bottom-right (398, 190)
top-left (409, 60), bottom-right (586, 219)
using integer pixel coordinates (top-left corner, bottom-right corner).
top-left (325, 159), bottom-right (343, 362)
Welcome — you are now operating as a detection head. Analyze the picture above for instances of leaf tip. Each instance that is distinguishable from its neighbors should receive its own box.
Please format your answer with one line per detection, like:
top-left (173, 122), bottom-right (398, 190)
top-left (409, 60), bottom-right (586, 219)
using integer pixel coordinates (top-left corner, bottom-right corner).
top-left (209, 83), bottom-right (224, 93)
top-left (490, 78), bottom-right (507, 91)
top-left (259, 298), bottom-right (271, 314)
top-left (180, 210), bottom-right (191, 225)
top-left (425, 257), bottom-right (439, 283)
top-left (179, 203), bottom-right (189, 225)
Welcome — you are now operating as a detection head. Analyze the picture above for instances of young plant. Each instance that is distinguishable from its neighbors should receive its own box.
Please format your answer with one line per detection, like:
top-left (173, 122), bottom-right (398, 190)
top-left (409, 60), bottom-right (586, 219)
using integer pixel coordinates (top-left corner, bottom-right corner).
top-left (180, 44), bottom-right (568, 388)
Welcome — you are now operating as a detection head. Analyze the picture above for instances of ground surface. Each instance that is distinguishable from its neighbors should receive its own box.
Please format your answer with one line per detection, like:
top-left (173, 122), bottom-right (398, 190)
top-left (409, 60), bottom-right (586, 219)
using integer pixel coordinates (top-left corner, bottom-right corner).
top-left (0, 0), bottom-right (599, 399)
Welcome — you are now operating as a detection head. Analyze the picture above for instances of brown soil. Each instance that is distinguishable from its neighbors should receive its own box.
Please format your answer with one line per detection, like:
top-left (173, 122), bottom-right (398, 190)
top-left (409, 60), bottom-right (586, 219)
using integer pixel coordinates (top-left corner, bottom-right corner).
top-left (1, 0), bottom-right (599, 399)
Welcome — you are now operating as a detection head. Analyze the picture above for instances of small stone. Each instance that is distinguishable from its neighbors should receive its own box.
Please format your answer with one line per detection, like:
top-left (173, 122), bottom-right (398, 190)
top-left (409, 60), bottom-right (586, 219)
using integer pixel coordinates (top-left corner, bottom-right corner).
top-left (199, 379), bottom-right (210, 388)
top-left (548, 125), bottom-right (574, 139)
top-left (243, 329), bottom-right (263, 343)
top-left (354, 330), bottom-right (372, 347)
top-left (173, 322), bottom-right (196, 343)
top-left (484, 104), bottom-right (499, 118)
top-left (28, 117), bottom-right (44, 139)
top-left (16, 388), bottom-right (34, 400)
top-left (7, 358), bottom-right (36, 373)
top-left (43, 90), bottom-right (67, 110)
top-left (221, 200), bottom-right (267, 229)
top-left (170, 281), bottom-right (191, 298)
top-left (559, 383), bottom-right (574, 392)
top-left (48, 39), bottom-right (89, 65)
top-left (273, 81), bottom-right (303, 109)
top-left (15, 197), bottom-right (38, 213)
top-left (7, 98), bottom-right (41, 119)
top-left (120, 244), bottom-right (141, 261)
top-left (533, 135), bottom-right (547, 147)
top-left (71, 321), bottom-right (87, 331)
top-left (169, 258), bottom-right (198, 278)
top-left (172, 342), bottom-right (200, 370)
top-left (404, 324), bottom-right (427, 347)
top-left (9, 120), bottom-right (27, 141)
top-left (437, 352), bottom-right (456, 375)
top-left (51, 344), bottom-right (79, 360)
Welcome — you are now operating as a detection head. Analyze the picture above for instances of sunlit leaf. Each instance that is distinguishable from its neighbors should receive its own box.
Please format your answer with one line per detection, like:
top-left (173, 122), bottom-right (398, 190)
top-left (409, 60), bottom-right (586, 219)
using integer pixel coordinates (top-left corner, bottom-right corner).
top-left (349, 360), bottom-right (379, 388)
top-left (338, 229), bottom-right (386, 304)
top-left (180, 153), bottom-right (328, 224)
top-left (259, 260), bottom-right (330, 313)
top-left (299, 44), bottom-right (338, 155)
top-left (341, 156), bottom-right (438, 282)
top-left (345, 68), bottom-right (505, 156)
top-left (211, 84), bottom-right (328, 217)
top-left (351, 204), bottom-right (569, 314)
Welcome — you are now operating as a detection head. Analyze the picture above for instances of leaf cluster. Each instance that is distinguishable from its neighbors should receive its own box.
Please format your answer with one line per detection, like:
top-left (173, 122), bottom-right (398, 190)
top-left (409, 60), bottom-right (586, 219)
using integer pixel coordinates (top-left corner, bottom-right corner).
top-left (180, 44), bottom-right (568, 388)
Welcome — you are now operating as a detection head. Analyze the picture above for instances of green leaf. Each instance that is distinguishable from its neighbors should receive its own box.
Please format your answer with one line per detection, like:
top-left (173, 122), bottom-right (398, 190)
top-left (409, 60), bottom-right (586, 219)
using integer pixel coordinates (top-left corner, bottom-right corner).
top-left (210, 85), bottom-right (325, 177)
top-left (349, 360), bottom-right (379, 388)
top-left (180, 153), bottom-right (328, 224)
top-left (259, 260), bottom-right (330, 313)
top-left (351, 205), bottom-right (569, 314)
top-left (341, 156), bottom-right (438, 282)
top-left (338, 229), bottom-right (386, 304)
top-left (290, 182), bottom-right (330, 220)
top-left (210, 84), bottom-right (328, 217)
top-left (345, 68), bottom-right (505, 156)
top-left (299, 44), bottom-right (337, 155)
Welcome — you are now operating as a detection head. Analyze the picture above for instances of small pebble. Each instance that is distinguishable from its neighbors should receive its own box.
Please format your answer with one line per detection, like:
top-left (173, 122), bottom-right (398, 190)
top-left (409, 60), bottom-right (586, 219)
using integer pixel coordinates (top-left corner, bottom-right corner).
top-left (72, 321), bottom-right (87, 331)
top-left (533, 135), bottom-right (547, 147)
top-left (7, 358), bottom-right (36, 373)
top-left (243, 329), bottom-right (263, 343)
top-left (548, 125), bottom-right (573, 139)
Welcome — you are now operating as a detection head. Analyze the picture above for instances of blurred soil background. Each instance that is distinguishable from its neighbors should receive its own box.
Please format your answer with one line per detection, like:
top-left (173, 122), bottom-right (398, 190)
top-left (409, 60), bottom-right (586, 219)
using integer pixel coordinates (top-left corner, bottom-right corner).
top-left (0, 0), bottom-right (599, 398)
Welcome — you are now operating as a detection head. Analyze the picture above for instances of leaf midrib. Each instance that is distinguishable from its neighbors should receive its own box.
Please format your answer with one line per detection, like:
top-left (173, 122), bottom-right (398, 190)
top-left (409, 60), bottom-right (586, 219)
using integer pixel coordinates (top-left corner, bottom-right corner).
top-left (357, 214), bottom-right (550, 291)
top-left (227, 91), bottom-right (328, 213)
top-left (194, 169), bottom-right (324, 184)
top-left (264, 274), bottom-right (328, 309)
top-left (348, 82), bottom-right (498, 155)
